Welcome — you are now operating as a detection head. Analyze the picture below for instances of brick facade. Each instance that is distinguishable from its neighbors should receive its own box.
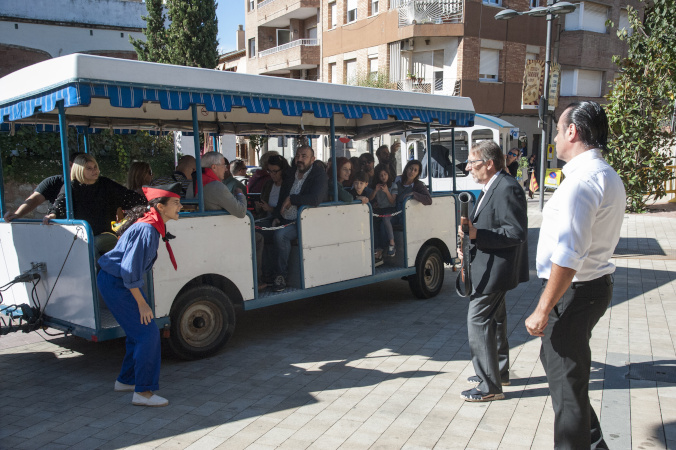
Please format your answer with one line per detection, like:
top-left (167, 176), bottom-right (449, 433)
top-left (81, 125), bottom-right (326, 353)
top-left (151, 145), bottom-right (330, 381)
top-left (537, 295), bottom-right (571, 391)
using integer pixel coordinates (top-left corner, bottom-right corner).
top-left (0, 44), bottom-right (51, 78)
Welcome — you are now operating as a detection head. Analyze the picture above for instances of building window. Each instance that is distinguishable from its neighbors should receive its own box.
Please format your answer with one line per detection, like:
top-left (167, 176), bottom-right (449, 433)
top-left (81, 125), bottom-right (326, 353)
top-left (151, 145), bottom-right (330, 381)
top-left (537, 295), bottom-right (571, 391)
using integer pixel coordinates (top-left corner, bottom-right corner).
top-left (560, 69), bottom-right (603, 97)
top-left (370, 0), bottom-right (379, 15)
top-left (618, 8), bottom-right (632, 35)
top-left (277, 29), bottom-right (290, 46)
top-left (329, 2), bottom-right (337, 28)
top-left (347, 0), bottom-right (357, 23)
top-left (248, 38), bottom-right (256, 58)
top-left (329, 63), bottom-right (337, 83)
top-left (479, 48), bottom-right (499, 81)
top-left (368, 57), bottom-right (378, 78)
top-left (483, 0), bottom-right (501, 5)
top-left (248, 0), bottom-right (255, 11)
top-left (526, 52), bottom-right (538, 61)
top-left (565, 2), bottom-right (608, 33)
top-left (345, 59), bottom-right (357, 85)
top-left (530, 0), bottom-right (540, 7)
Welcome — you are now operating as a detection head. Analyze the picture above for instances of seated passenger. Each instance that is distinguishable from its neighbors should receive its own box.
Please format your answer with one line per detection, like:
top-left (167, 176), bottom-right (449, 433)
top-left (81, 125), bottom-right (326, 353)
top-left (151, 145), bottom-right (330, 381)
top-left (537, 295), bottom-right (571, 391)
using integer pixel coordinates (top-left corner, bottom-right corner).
top-left (344, 156), bottom-right (361, 187)
top-left (231, 159), bottom-right (248, 185)
top-left (127, 161), bottom-right (153, 196)
top-left (347, 171), bottom-right (372, 205)
top-left (248, 151), bottom-right (280, 194)
top-left (186, 152), bottom-right (246, 217)
top-left (376, 145), bottom-right (398, 181)
top-left (358, 152), bottom-right (375, 184)
top-left (255, 155), bottom-right (289, 220)
top-left (326, 157), bottom-right (354, 203)
top-left (222, 157), bottom-right (247, 194)
top-left (151, 155), bottom-right (196, 196)
top-left (44, 154), bottom-right (147, 259)
top-left (187, 152), bottom-right (266, 288)
top-left (271, 145), bottom-right (328, 292)
top-left (3, 151), bottom-right (83, 222)
top-left (376, 160), bottom-right (432, 260)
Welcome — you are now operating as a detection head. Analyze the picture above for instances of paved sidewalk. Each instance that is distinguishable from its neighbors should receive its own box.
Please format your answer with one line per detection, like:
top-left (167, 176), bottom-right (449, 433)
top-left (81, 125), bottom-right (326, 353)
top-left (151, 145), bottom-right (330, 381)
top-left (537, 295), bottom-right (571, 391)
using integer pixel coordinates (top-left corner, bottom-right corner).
top-left (1, 198), bottom-right (675, 449)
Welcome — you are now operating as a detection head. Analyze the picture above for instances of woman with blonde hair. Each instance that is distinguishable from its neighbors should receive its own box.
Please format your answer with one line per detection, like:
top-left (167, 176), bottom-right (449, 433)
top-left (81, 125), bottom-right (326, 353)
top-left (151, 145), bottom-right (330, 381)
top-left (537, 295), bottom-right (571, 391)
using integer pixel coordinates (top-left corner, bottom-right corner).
top-left (45, 154), bottom-right (146, 257)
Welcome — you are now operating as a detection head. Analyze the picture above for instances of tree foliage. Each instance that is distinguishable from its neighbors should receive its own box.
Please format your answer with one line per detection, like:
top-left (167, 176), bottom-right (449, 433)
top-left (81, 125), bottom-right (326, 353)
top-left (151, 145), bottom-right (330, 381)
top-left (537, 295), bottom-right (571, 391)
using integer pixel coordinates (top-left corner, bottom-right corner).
top-left (131, 0), bottom-right (219, 69)
top-left (605, 0), bottom-right (676, 212)
top-left (353, 70), bottom-right (396, 90)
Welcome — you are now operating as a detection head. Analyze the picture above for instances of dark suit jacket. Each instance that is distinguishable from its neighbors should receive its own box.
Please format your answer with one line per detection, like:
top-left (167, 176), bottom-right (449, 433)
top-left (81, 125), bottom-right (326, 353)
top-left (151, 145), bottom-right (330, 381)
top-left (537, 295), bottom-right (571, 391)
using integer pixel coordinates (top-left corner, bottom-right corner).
top-left (469, 171), bottom-right (529, 295)
top-left (273, 161), bottom-right (328, 219)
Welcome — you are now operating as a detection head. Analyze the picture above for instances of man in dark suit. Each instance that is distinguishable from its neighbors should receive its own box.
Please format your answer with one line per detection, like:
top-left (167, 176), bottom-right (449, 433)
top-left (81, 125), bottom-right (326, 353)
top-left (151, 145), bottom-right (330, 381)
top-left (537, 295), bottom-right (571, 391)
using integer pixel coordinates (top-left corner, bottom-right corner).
top-left (458, 140), bottom-right (529, 402)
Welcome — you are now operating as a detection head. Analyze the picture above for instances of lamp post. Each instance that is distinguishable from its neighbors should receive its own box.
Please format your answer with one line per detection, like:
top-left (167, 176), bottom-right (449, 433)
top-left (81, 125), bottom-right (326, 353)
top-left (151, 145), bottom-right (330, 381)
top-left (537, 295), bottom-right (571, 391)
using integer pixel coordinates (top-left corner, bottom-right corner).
top-left (495, 1), bottom-right (576, 211)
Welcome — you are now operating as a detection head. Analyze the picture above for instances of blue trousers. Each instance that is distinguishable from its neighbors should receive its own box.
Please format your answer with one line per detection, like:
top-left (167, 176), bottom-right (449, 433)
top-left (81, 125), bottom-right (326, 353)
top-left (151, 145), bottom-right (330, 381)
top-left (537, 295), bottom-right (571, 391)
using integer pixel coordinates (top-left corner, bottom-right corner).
top-left (97, 270), bottom-right (161, 392)
top-left (273, 222), bottom-right (298, 278)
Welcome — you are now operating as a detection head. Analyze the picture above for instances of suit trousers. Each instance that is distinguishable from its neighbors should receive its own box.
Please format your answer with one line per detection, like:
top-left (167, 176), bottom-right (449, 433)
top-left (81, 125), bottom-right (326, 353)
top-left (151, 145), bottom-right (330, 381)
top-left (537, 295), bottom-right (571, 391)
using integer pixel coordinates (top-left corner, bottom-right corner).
top-left (540, 274), bottom-right (613, 450)
top-left (467, 290), bottom-right (509, 394)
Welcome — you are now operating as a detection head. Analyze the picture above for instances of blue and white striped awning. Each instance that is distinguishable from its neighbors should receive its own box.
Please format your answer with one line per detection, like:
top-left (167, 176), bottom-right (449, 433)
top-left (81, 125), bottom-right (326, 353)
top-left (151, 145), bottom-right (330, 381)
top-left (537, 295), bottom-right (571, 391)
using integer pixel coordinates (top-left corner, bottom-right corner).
top-left (0, 82), bottom-right (475, 128)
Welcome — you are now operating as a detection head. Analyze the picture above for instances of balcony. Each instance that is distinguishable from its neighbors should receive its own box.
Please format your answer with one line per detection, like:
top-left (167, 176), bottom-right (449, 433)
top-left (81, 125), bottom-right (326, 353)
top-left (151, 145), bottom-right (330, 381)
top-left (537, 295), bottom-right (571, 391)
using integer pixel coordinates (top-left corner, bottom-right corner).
top-left (257, 0), bottom-right (319, 28)
top-left (390, 0), bottom-right (463, 27)
top-left (396, 77), bottom-right (460, 96)
top-left (257, 39), bottom-right (320, 74)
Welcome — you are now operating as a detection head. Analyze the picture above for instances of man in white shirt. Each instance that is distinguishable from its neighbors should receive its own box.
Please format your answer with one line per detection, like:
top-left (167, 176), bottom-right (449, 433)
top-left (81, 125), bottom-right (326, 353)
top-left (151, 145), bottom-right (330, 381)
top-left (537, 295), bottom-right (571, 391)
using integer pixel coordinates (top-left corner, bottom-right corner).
top-left (525, 102), bottom-right (626, 449)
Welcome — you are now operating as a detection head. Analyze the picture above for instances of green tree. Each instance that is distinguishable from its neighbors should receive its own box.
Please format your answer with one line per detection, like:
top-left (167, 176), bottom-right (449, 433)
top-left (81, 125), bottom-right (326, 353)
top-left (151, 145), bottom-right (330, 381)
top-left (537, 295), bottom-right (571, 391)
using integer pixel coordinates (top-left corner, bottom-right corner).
top-left (130, 0), bottom-right (169, 63)
top-left (131, 0), bottom-right (219, 69)
top-left (605, 0), bottom-right (676, 212)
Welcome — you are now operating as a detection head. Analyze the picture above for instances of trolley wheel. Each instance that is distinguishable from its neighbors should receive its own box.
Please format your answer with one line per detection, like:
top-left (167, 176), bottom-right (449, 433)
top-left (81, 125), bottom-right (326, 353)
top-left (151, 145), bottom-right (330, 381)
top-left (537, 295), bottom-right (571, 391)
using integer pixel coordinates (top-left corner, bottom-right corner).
top-left (408, 245), bottom-right (445, 299)
top-left (168, 285), bottom-right (235, 360)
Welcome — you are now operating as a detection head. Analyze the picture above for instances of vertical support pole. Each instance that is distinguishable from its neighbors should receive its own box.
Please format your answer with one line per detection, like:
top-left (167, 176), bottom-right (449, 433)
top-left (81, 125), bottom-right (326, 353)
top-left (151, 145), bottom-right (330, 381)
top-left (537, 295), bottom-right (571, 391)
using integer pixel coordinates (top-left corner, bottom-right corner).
top-left (426, 123), bottom-right (432, 194)
top-left (539, 14), bottom-right (553, 212)
top-left (0, 129), bottom-right (5, 217)
top-left (330, 115), bottom-right (338, 203)
top-left (191, 105), bottom-right (205, 213)
top-left (212, 135), bottom-right (218, 154)
top-left (368, 137), bottom-right (374, 155)
top-left (57, 101), bottom-right (73, 220)
top-left (451, 127), bottom-right (457, 192)
top-left (83, 127), bottom-right (90, 154)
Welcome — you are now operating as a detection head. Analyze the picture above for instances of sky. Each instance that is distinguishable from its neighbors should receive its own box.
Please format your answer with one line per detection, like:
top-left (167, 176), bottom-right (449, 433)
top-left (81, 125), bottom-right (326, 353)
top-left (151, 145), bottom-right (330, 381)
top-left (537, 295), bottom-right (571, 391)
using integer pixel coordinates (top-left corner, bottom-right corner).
top-left (216, 1), bottom-right (246, 54)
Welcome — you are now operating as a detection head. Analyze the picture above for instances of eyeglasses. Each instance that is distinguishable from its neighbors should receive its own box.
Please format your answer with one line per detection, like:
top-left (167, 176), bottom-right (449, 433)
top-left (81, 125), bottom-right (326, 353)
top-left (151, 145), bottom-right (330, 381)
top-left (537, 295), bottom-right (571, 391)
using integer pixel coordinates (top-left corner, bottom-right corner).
top-left (465, 159), bottom-right (485, 167)
top-left (268, 168), bottom-right (282, 174)
top-left (508, 152), bottom-right (518, 157)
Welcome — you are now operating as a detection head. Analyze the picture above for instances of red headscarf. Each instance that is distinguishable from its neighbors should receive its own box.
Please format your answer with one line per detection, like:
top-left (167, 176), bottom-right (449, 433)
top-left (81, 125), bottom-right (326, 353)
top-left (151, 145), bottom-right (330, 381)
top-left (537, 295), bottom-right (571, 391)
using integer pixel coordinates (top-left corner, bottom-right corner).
top-left (139, 185), bottom-right (181, 270)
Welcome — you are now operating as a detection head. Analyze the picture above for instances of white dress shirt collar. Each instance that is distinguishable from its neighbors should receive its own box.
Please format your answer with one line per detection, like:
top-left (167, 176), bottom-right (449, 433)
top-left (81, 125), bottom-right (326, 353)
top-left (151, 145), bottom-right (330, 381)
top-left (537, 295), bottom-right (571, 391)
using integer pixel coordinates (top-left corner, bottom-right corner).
top-left (561, 148), bottom-right (604, 177)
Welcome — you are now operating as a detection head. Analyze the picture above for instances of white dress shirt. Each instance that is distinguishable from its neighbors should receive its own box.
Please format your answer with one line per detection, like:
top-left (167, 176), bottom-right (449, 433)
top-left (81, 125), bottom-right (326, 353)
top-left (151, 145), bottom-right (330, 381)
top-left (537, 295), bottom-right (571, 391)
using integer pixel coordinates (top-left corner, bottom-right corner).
top-left (474, 169), bottom-right (502, 214)
top-left (536, 149), bottom-right (625, 282)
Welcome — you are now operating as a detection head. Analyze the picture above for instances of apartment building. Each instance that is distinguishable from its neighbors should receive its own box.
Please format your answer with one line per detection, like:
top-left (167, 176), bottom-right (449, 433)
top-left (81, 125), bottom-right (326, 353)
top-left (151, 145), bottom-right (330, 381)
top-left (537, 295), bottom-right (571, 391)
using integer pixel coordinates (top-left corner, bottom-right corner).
top-left (245, 0), bottom-right (641, 157)
top-left (0, 0), bottom-right (147, 78)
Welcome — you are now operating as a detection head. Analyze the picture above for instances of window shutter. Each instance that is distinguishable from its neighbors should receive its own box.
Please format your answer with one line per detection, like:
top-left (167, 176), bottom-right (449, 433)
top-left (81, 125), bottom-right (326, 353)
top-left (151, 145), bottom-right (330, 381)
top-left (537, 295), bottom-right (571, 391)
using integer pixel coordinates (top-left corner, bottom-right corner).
top-left (577, 69), bottom-right (602, 97)
top-left (564, 4), bottom-right (580, 30)
top-left (582, 2), bottom-right (608, 33)
top-left (479, 48), bottom-right (499, 80)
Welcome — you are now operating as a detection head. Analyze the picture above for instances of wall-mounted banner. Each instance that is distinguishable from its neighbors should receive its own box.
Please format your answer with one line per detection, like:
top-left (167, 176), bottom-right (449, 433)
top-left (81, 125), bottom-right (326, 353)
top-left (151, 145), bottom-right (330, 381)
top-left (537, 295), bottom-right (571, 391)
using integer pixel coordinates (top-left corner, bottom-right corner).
top-left (521, 60), bottom-right (561, 111)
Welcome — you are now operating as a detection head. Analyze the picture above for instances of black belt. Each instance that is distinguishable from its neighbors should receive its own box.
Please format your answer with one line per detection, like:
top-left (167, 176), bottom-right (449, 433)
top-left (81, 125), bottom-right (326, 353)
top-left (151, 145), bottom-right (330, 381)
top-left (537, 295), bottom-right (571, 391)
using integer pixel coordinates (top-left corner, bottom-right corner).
top-left (542, 273), bottom-right (613, 288)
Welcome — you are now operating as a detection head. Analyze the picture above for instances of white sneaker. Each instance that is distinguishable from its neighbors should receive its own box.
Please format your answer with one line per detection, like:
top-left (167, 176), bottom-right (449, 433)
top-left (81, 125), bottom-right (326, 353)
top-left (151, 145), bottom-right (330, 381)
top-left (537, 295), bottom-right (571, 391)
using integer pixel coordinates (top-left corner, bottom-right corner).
top-left (114, 381), bottom-right (135, 392)
top-left (132, 392), bottom-right (169, 407)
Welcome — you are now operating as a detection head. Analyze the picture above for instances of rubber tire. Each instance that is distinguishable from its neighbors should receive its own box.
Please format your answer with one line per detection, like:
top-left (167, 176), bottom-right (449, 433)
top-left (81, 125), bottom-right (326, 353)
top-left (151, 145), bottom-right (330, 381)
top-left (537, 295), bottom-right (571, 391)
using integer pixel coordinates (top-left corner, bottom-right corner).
top-left (168, 285), bottom-right (235, 360)
top-left (408, 245), bottom-right (445, 299)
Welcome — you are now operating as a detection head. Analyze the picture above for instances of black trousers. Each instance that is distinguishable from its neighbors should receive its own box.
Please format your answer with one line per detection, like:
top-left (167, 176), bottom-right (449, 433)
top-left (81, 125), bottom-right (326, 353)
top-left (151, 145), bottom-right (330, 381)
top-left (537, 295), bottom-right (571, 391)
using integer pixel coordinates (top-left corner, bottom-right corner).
top-left (541, 274), bottom-right (613, 450)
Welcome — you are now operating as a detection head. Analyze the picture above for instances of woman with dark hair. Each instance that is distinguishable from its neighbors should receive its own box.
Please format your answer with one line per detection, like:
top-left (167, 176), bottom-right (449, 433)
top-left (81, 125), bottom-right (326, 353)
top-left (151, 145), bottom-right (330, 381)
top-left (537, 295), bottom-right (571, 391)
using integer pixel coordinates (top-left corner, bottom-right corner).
top-left (344, 156), bottom-right (361, 187)
top-left (376, 160), bottom-right (432, 260)
top-left (257, 155), bottom-right (290, 219)
top-left (97, 183), bottom-right (183, 407)
top-left (127, 161), bottom-right (153, 195)
top-left (326, 156), bottom-right (354, 203)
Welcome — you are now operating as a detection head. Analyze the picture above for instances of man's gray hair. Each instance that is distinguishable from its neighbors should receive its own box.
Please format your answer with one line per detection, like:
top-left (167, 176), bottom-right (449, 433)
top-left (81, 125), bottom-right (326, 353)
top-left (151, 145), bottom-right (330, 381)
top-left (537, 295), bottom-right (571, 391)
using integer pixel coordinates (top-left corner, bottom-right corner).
top-left (470, 140), bottom-right (505, 171)
top-left (201, 151), bottom-right (224, 168)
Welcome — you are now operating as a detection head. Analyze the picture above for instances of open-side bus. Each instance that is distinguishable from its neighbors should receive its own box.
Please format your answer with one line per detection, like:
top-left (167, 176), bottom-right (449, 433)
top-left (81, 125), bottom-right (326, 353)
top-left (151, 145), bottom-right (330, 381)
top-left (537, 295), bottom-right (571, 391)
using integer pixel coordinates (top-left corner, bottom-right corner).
top-left (0, 54), bottom-right (476, 359)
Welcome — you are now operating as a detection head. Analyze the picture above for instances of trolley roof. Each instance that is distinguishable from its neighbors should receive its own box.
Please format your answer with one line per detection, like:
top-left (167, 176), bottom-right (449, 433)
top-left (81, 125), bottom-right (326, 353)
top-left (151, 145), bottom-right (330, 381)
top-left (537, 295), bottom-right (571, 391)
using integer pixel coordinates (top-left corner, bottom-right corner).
top-left (0, 54), bottom-right (475, 139)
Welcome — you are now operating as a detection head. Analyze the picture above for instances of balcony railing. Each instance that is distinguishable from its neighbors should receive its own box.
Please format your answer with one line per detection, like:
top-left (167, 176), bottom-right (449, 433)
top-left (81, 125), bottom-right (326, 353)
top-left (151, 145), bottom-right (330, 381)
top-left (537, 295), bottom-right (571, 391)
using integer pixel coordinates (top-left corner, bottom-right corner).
top-left (391, 0), bottom-right (463, 27)
top-left (258, 39), bottom-right (319, 57)
top-left (396, 78), bottom-right (460, 95)
top-left (258, 0), bottom-right (276, 7)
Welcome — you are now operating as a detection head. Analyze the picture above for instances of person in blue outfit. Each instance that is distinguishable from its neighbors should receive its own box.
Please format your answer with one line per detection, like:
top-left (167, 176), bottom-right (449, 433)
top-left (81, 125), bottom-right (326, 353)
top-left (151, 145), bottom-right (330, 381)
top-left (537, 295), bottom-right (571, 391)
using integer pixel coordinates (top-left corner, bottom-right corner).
top-left (97, 183), bottom-right (183, 407)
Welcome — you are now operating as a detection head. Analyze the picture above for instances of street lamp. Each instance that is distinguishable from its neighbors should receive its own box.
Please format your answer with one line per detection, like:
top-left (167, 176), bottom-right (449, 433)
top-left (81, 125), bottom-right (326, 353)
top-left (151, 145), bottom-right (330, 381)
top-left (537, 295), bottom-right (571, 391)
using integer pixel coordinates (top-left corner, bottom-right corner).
top-left (495, 1), bottom-right (576, 211)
